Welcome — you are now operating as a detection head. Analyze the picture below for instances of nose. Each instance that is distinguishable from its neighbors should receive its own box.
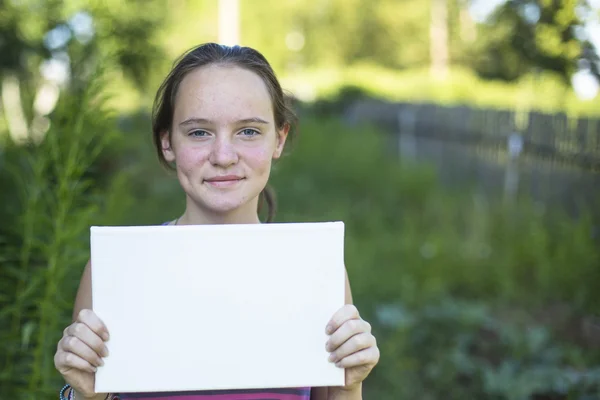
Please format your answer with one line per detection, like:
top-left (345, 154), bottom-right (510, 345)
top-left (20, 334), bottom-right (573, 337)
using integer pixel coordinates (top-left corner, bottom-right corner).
top-left (208, 136), bottom-right (238, 167)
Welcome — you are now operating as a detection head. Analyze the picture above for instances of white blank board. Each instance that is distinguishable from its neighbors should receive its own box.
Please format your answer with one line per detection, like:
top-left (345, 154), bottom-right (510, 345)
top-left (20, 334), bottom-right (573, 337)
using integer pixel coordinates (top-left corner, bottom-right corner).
top-left (91, 221), bottom-right (346, 394)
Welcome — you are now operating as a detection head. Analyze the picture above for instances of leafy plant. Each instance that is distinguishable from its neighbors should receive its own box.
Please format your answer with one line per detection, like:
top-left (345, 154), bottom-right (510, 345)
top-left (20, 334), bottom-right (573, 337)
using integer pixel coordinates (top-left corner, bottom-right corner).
top-left (0, 70), bottom-right (130, 399)
top-left (369, 299), bottom-right (600, 400)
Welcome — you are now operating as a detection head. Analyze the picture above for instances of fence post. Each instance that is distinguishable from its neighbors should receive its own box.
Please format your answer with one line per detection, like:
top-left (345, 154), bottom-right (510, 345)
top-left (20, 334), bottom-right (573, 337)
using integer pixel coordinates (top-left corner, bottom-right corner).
top-left (504, 132), bottom-right (524, 202)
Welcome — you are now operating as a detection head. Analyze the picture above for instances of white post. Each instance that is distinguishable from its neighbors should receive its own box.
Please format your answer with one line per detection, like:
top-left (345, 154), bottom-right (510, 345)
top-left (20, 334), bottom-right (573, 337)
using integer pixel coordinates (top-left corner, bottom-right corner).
top-left (218, 0), bottom-right (240, 46)
top-left (504, 132), bottom-right (523, 202)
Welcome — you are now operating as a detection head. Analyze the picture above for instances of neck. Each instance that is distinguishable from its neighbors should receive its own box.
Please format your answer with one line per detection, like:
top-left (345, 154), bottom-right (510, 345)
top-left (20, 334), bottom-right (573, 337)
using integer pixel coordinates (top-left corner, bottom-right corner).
top-left (178, 195), bottom-right (261, 225)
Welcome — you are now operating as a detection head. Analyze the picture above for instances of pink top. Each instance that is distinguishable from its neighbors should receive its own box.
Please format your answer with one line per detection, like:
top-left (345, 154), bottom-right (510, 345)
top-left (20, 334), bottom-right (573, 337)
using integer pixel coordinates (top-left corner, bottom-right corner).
top-left (114, 387), bottom-right (311, 399)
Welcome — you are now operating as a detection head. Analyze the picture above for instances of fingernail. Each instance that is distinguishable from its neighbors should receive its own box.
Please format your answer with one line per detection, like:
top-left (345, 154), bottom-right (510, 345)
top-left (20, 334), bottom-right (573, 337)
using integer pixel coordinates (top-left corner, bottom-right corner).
top-left (328, 353), bottom-right (336, 362)
top-left (103, 346), bottom-right (109, 357)
top-left (99, 359), bottom-right (104, 366)
top-left (326, 324), bottom-right (334, 334)
top-left (335, 362), bottom-right (342, 368)
top-left (102, 332), bottom-right (110, 341)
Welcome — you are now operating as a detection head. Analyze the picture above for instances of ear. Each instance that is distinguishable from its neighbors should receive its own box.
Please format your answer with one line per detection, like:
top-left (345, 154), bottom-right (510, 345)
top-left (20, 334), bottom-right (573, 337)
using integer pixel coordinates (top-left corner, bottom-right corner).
top-left (161, 131), bottom-right (176, 163)
top-left (273, 123), bottom-right (290, 160)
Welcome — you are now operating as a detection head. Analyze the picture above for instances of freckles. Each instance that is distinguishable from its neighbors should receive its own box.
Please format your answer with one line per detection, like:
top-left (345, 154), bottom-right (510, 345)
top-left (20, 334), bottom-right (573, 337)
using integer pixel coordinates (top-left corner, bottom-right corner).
top-left (177, 146), bottom-right (209, 169)
top-left (244, 147), bottom-right (272, 166)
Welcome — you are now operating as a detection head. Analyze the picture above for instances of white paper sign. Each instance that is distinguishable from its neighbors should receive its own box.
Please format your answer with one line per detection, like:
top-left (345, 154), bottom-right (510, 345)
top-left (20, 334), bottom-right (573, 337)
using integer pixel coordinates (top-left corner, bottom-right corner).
top-left (90, 222), bottom-right (346, 394)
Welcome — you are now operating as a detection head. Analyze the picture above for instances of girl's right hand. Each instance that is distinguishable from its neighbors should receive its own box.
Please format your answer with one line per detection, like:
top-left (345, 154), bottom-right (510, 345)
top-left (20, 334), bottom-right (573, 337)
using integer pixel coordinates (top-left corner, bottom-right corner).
top-left (54, 309), bottom-right (110, 399)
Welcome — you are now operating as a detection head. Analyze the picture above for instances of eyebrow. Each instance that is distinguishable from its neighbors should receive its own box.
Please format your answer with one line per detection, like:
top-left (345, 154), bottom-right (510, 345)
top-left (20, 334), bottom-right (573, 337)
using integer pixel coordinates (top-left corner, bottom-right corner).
top-left (179, 117), bottom-right (270, 126)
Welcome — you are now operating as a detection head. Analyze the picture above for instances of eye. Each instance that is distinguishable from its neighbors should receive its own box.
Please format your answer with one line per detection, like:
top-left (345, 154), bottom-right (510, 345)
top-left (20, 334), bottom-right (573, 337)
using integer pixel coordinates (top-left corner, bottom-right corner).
top-left (189, 129), bottom-right (209, 137)
top-left (239, 128), bottom-right (260, 137)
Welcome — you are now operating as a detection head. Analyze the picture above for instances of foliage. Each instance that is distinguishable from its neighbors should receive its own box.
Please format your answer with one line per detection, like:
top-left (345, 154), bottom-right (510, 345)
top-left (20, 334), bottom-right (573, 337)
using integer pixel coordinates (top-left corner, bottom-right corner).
top-left (281, 65), bottom-right (600, 116)
top-left (370, 299), bottom-right (600, 400)
top-left (79, 0), bottom-right (599, 113)
top-left (0, 0), bottom-right (165, 81)
top-left (243, 0), bottom-right (432, 71)
top-left (270, 116), bottom-right (600, 313)
top-left (0, 70), bottom-right (131, 399)
top-left (4, 1), bottom-right (596, 117)
top-left (1, 1), bottom-right (600, 398)
top-left (242, 0), bottom-right (600, 84)
top-left (1, 100), bottom-right (599, 398)
top-left (470, 0), bottom-right (600, 83)
top-left (269, 116), bottom-right (600, 398)
top-left (0, 0), bottom-right (167, 129)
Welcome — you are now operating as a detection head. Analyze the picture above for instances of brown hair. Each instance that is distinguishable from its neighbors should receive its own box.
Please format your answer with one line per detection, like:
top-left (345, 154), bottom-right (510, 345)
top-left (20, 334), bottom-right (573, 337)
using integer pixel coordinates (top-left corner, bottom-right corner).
top-left (151, 43), bottom-right (297, 222)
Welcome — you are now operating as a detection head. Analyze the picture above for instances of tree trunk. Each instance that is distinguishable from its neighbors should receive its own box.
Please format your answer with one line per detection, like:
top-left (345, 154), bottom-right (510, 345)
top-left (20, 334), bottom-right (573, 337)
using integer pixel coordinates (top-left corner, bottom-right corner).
top-left (218, 0), bottom-right (240, 45)
top-left (430, 0), bottom-right (449, 79)
top-left (459, 0), bottom-right (476, 43)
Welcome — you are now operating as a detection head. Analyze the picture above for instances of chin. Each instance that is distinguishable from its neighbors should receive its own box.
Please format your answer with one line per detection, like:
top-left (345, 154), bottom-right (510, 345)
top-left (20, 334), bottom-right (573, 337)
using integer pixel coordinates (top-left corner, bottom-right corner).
top-left (206, 202), bottom-right (246, 215)
top-left (195, 193), bottom-right (255, 215)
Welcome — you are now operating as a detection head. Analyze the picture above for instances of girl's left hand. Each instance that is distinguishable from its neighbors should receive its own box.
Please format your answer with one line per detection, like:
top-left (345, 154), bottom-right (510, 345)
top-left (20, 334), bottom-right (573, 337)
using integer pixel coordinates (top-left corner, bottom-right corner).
top-left (325, 304), bottom-right (380, 389)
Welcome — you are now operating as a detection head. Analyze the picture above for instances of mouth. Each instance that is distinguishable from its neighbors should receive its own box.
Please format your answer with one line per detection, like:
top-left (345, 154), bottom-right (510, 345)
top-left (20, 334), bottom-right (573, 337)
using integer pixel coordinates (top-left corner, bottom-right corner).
top-left (203, 175), bottom-right (245, 188)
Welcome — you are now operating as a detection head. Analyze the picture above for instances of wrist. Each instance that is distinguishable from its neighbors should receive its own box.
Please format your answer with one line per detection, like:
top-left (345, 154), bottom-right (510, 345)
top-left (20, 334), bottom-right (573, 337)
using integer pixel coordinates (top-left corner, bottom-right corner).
top-left (72, 388), bottom-right (111, 400)
top-left (328, 383), bottom-right (362, 400)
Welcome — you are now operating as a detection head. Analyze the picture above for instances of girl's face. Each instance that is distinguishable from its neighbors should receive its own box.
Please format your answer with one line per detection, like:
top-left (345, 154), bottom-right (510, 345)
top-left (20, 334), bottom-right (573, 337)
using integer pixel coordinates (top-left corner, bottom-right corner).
top-left (161, 64), bottom-right (288, 219)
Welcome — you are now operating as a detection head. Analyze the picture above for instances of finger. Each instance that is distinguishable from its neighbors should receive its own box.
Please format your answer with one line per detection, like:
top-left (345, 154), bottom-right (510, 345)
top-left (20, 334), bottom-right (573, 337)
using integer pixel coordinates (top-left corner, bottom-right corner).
top-left (56, 350), bottom-right (98, 374)
top-left (334, 346), bottom-right (380, 369)
top-left (67, 322), bottom-right (109, 358)
top-left (76, 309), bottom-right (110, 341)
top-left (328, 332), bottom-right (375, 363)
top-left (326, 318), bottom-right (371, 352)
top-left (326, 304), bottom-right (360, 335)
top-left (60, 335), bottom-right (105, 367)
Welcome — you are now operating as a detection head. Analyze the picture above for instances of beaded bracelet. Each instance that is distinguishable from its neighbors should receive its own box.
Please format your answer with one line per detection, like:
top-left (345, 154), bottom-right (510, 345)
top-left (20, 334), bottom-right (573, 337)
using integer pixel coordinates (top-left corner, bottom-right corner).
top-left (59, 384), bottom-right (71, 400)
top-left (59, 384), bottom-right (113, 400)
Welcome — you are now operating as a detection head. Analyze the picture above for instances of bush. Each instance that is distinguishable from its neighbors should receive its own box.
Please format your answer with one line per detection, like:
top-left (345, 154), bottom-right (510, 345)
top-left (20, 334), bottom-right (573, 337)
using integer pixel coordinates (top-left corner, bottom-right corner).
top-left (370, 299), bottom-right (600, 400)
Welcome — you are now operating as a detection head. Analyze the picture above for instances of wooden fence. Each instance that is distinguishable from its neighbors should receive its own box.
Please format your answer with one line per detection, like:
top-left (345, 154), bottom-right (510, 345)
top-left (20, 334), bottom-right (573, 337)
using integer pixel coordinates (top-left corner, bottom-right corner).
top-left (344, 100), bottom-right (600, 171)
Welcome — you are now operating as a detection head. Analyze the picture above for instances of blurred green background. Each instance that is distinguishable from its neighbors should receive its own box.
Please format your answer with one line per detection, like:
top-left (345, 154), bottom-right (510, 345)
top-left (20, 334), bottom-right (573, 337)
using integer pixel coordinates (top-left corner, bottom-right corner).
top-left (1, 0), bottom-right (600, 399)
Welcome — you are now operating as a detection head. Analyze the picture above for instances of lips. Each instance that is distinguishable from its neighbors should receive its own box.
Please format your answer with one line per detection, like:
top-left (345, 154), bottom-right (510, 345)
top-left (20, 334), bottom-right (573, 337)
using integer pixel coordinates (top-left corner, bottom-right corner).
top-left (204, 175), bottom-right (244, 187)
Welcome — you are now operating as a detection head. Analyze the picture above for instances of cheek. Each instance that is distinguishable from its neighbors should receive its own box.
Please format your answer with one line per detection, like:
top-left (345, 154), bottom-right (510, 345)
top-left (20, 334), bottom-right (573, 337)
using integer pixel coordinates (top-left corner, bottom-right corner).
top-left (243, 146), bottom-right (273, 172)
top-left (176, 146), bottom-right (210, 174)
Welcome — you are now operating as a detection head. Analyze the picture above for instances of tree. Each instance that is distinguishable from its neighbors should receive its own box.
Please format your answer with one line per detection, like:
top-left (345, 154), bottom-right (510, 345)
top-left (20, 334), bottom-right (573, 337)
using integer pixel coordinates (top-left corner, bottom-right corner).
top-left (431, 0), bottom-right (450, 79)
top-left (469, 0), bottom-right (599, 83)
top-left (0, 0), bottom-right (166, 143)
top-left (240, 0), bottom-right (434, 73)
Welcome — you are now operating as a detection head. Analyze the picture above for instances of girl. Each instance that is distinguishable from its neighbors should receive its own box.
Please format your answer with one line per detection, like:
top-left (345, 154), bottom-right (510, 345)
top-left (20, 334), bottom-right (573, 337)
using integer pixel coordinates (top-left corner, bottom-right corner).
top-left (54, 43), bottom-right (379, 400)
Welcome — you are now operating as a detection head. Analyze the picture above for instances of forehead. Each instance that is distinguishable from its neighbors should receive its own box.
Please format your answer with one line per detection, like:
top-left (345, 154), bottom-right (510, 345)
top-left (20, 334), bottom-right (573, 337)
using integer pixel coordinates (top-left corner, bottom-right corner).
top-left (173, 64), bottom-right (273, 122)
